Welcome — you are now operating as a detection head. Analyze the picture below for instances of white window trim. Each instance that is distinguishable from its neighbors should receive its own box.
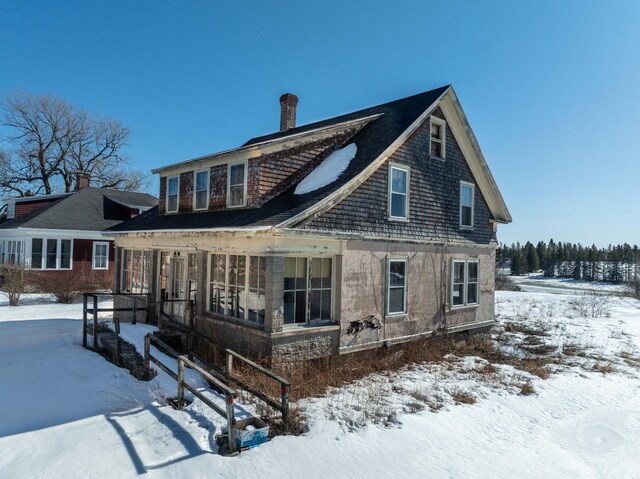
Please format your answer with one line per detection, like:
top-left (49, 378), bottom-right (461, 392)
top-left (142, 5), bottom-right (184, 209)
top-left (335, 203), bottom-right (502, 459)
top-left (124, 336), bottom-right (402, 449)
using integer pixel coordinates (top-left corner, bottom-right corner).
top-left (430, 116), bottom-right (447, 160)
top-left (227, 161), bottom-right (248, 208)
top-left (450, 259), bottom-right (479, 309)
top-left (92, 241), bottom-right (109, 270)
top-left (386, 257), bottom-right (408, 316)
top-left (193, 169), bottom-right (210, 211)
top-left (38, 238), bottom-right (74, 271)
top-left (388, 164), bottom-right (410, 221)
top-left (459, 181), bottom-right (475, 229)
top-left (166, 175), bottom-right (180, 213)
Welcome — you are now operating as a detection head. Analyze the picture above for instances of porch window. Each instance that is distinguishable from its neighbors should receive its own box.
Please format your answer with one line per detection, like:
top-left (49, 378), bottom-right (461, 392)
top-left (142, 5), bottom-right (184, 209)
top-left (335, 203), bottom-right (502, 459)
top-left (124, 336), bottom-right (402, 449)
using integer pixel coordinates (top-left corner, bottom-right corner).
top-left (387, 258), bottom-right (407, 315)
top-left (284, 257), bottom-right (334, 325)
top-left (209, 253), bottom-right (227, 315)
top-left (166, 176), bottom-right (179, 213)
top-left (248, 256), bottom-right (266, 324)
top-left (159, 252), bottom-right (170, 300)
top-left (451, 259), bottom-right (479, 307)
top-left (31, 239), bottom-right (43, 269)
top-left (92, 242), bottom-right (109, 270)
top-left (284, 257), bottom-right (307, 324)
top-left (30, 238), bottom-right (71, 270)
top-left (187, 253), bottom-right (197, 301)
top-left (208, 253), bottom-right (266, 325)
top-left (194, 170), bottom-right (209, 210)
top-left (227, 162), bottom-right (247, 208)
top-left (227, 255), bottom-right (247, 319)
top-left (121, 249), bottom-right (150, 294)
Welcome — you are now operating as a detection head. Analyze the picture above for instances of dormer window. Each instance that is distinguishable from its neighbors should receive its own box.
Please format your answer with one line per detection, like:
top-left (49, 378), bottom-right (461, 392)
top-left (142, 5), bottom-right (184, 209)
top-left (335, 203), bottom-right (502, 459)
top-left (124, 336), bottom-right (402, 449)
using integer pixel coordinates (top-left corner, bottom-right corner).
top-left (227, 161), bottom-right (247, 208)
top-left (166, 176), bottom-right (179, 213)
top-left (430, 117), bottom-right (446, 159)
top-left (388, 164), bottom-right (409, 220)
top-left (194, 170), bottom-right (209, 210)
top-left (7, 201), bottom-right (15, 219)
top-left (460, 181), bottom-right (474, 228)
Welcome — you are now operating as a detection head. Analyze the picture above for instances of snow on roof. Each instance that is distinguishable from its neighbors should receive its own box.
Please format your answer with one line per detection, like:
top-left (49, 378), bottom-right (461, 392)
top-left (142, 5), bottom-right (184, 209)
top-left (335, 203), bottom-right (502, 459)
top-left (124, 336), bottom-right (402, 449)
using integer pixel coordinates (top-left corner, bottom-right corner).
top-left (294, 143), bottom-right (357, 195)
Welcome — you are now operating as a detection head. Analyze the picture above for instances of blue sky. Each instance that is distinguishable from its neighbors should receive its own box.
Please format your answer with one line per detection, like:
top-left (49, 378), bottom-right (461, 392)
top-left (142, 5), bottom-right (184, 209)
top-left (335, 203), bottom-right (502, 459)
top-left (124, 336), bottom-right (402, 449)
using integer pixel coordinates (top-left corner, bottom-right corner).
top-left (1, 0), bottom-right (639, 247)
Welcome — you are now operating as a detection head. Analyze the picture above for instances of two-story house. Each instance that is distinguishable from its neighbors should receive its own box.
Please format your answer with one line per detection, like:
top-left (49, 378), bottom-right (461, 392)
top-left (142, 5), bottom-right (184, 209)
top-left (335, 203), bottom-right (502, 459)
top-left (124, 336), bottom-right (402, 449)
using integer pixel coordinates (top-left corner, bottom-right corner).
top-left (108, 85), bottom-right (511, 361)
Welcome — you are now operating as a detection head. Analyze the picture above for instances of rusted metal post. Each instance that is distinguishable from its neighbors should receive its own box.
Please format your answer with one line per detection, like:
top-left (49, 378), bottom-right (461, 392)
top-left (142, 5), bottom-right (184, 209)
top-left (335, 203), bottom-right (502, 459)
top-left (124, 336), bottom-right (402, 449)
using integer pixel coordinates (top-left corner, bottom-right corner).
top-left (144, 334), bottom-right (150, 369)
top-left (92, 295), bottom-right (99, 351)
top-left (82, 293), bottom-right (88, 349)
top-left (114, 317), bottom-right (121, 364)
top-left (225, 394), bottom-right (237, 454)
top-left (177, 357), bottom-right (185, 408)
top-left (281, 383), bottom-right (290, 431)
top-left (132, 296), bottom-right (138, 325)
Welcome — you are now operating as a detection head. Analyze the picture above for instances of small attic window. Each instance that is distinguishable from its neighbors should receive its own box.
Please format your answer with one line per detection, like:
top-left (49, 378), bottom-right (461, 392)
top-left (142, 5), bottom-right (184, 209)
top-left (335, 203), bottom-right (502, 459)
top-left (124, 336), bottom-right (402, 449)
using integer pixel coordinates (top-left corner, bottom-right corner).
top-left (7, 202), bottom-right (15, 219)
top-left (430, 116), bottom-right (446, 160)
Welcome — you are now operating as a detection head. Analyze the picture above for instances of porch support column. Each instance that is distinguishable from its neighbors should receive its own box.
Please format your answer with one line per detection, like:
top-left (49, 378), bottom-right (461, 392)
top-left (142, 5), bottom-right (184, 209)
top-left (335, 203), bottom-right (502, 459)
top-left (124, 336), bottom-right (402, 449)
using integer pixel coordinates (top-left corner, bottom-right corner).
top-left (195, 251), bottom-right (207, 316)
top-left (264, 256), bottom-right (284, 333)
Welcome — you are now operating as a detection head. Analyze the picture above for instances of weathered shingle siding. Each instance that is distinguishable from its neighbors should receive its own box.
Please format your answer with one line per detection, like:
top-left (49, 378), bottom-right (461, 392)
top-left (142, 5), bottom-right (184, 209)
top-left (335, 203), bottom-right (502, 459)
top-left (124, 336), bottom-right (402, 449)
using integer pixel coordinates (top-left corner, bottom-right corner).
top-left (209, 164), bottom-right (227, 209)
top-left (158, 178), bottom-right (166, 214)
top-left (178, 171), bottom-right (193, 213)
top-left (301, 108), bottom-right (496, 244)
top-left (255, 128), bottom-right (360, 206)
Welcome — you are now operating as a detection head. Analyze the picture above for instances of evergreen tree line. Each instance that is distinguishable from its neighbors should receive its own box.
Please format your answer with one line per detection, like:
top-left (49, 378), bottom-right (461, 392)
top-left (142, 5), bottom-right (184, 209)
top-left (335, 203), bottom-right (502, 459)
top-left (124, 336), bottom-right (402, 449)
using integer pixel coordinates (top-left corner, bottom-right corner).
top-left (497, 240), bottom-right (640, 283)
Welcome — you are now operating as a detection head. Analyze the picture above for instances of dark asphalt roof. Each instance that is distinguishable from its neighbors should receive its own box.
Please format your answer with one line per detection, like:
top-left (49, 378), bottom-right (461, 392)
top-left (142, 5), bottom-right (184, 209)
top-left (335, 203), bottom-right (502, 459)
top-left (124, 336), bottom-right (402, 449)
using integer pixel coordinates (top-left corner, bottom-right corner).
top-left (109, 86), bottom-right (450, 232)
top-left (0, 188), bottom-right (158, 231)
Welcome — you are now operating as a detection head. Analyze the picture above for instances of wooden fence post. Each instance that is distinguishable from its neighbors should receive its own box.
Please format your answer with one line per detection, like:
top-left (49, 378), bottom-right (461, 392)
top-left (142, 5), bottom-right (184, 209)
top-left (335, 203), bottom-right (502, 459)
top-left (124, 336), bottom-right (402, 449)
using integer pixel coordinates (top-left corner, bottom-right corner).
top-left (144, 334), bottom-right (150, 369)
top-left (114, 317), bottom-right (121, 364)
top-left (92, 295), bottom-right (99, 352)
top-left (226, 351), bottom-right (233, 377)
top-left (225, 394), bottom-right (237, 454)
top-left (82, 293), bottom-right (88, 349)
top-left (177, 357), bottom-right (185, 408)
top-left (281, 383), bottom-right (290, 431)
top-left (132, 296), bottom-right (138, 325)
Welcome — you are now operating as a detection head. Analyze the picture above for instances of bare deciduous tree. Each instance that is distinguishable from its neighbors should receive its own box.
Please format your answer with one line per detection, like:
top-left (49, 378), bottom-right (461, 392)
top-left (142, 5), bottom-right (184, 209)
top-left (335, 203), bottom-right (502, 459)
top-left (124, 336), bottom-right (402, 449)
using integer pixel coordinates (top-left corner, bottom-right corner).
top-left (0, 91), bottom-right (147, 198)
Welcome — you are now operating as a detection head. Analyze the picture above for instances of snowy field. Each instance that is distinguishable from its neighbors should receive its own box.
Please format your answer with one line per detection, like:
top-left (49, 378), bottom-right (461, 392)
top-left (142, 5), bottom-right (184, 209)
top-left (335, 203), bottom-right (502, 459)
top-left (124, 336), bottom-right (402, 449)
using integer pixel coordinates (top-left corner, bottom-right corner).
top-left (1, 283), bottom-right (639, 479)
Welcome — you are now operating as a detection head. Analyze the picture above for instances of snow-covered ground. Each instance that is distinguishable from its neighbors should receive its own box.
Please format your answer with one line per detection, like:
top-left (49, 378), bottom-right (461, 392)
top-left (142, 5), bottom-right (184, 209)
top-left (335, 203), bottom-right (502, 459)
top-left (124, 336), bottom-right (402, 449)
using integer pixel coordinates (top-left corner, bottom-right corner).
top-left (1, 284), bottom-right (639, 478)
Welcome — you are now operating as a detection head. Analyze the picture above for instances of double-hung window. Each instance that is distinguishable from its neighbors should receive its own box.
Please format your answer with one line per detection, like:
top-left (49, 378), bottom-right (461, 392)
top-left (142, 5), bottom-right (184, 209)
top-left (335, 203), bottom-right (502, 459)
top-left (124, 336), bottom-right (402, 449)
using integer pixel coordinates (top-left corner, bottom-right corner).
top-left (93, 242), bottom-right (109, 270)
top-left (387, 258), bottom-right (407, 315)
top-left (389, 165), bottom-right (409, 220)
top-left (283, 257), bottom-right (334, 325)
top-left (33, 238), bottom-right (71, 270)
top-left (166, 176), bottom-right (179, 213)
top-left (460, 181), bottom-right (474, 228)
top-left (194, 170), bottom-right (209, 210)
top-left (451, 259), bottom-right (479, 307)
top-left (227, 162), bottom-right (247, 208)
top-left (430, 117), bottom-right (446, 159)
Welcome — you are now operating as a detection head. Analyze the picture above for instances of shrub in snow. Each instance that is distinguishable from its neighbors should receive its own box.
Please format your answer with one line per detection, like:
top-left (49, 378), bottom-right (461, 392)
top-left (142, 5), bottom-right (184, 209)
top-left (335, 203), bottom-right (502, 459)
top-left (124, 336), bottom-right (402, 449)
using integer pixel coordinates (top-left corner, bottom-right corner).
top-left (0, 263), bottom-right (27, 306)
top-left (294, 143), bottom-right (357, 195)
top-left (568, 290), bottom-right (614, 318)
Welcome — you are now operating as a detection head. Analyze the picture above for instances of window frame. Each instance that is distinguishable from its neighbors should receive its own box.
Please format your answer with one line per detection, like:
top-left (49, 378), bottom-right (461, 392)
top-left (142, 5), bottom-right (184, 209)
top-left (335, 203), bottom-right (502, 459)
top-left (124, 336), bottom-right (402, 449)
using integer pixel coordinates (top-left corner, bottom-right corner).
top-left (429, 116), bottom-right (447, 160)
top-left (459, 181), bottom-right (475, 229)
top-left (386, 257), bottom-right (408, 316)
top-left (193, 169), bottom-right (210, 211)
top-left (92, 241), bottom-right (110, 270)
top-left (6, 201), bottom-right (15, 219)
top-left (283, 256), bottom-right (335, 327)
top-left (450, 259), bottom-right (480, 309)
top-left (166, 175), bottom-right (180, 213)
top-left (227, 160), bottom-right (248, 208)
top-left (119, 248), bottom-right (150, 294)
top-left (388, 164), bottom-right (410, 221)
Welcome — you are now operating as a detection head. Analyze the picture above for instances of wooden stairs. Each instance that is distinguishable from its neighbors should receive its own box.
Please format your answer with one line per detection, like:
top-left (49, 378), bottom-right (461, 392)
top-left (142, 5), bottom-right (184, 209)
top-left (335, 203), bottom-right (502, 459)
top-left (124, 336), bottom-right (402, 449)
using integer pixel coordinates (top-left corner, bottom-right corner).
top-left (91, 324), bottom-right (156, 381)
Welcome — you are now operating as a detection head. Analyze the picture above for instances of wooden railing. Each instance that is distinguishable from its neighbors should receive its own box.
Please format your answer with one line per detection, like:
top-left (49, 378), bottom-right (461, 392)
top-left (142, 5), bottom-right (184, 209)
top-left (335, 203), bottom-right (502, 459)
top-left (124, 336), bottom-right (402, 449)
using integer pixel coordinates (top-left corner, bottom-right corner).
top-left (225, 349), bottom-right (291, 429)
top-left (82, 292), bottom-right (151, 351)
top-left (144, 334), bottom-right (239, 455)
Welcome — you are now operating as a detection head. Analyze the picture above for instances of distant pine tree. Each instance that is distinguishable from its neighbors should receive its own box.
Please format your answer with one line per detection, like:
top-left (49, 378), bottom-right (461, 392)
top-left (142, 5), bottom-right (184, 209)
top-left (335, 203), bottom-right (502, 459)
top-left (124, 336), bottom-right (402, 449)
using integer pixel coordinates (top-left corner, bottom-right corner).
top-left (524, 242), bottom-right (539, 273)
top-left (511, 250), bottom-right (524, 276)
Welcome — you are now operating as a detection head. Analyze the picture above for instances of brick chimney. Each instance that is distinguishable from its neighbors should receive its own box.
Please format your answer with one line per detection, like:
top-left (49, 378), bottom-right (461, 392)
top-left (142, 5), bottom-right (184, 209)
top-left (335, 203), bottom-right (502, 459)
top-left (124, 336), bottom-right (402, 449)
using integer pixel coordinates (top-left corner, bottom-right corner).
top-left (279, 93), bottom-right (298, 132)
top-left (75, 173), bottom-right (90, 190)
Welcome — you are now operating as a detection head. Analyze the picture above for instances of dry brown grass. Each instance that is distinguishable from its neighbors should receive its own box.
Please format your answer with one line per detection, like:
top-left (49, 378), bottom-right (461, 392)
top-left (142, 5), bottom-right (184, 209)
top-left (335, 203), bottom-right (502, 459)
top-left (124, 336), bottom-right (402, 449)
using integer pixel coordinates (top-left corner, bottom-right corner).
top-left (519, 382), bottom-right (536, 395)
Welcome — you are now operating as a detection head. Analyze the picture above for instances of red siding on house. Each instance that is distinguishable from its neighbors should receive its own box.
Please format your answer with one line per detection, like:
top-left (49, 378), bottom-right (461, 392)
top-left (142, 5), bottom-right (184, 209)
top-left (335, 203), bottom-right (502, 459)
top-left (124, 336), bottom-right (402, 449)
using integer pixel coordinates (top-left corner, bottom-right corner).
top-left (26, 238), bottom-right (115, 290)
top-left (15, 198), bottom-right (62, 218)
